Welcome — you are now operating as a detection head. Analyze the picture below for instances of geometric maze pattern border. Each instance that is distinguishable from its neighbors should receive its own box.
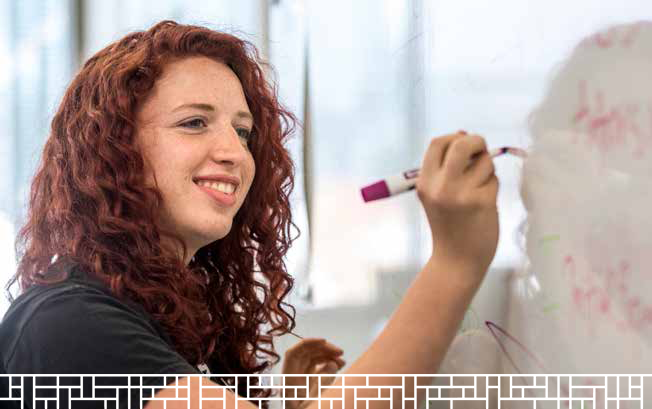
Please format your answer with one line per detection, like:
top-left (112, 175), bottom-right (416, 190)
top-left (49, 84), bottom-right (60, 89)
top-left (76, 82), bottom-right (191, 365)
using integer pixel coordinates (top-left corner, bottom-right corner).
top-left (0, 374), bottom-right (647, 409)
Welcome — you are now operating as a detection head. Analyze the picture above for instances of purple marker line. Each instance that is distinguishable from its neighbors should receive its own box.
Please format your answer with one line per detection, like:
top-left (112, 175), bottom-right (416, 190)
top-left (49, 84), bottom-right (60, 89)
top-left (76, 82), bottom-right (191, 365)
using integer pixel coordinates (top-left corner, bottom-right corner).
top-left (485, 321), bottom-right (548, 374)
top-left (360, 146), bottom-right (527, 203)
top-left (485, 321), bottom-right (563, 398)
top-left (485, 320), bottom-right (576, 400)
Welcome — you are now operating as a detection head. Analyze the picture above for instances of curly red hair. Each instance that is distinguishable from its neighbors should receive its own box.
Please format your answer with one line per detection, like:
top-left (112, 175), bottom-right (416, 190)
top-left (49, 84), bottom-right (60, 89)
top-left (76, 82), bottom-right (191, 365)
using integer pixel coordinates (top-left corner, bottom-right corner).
top-left (7, 20), bottom-right (300, 400)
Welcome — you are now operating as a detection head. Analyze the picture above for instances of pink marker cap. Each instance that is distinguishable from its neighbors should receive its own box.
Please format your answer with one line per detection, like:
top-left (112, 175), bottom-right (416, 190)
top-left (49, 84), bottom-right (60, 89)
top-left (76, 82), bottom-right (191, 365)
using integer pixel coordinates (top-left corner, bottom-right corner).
top-left (360, 180), bottom-right (390, 202)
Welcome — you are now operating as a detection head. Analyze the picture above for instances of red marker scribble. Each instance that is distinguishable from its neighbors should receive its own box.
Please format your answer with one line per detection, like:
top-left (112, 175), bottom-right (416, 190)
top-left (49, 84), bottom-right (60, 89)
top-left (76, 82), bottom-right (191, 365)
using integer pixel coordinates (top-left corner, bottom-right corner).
top-left (572, 81), bottom-right (590, 127)
top-left (640, 105), bottom-right (652, 158)
top-left (594, 31), bottom-right (614, 48)
top-left (561, 252), bottom-right (652, 334)
top-left (588, 24), bottom-right (641, 49)
top-left (572, 80), bottom-right (648, 158)
top-left (605, 260), bottom-right (630, 295)
top-left (563, 254), bottom-right (577, 281)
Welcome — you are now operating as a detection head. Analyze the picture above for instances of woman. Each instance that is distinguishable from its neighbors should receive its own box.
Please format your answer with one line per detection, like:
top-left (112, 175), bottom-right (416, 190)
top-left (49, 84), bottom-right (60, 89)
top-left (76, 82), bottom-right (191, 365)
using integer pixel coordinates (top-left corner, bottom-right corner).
top-left (0, 20), bottom-right (499, 409)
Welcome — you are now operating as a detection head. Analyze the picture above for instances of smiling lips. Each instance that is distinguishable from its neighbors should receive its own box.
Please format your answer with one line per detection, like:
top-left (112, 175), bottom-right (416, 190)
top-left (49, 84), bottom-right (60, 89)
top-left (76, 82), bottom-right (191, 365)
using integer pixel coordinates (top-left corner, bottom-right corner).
top-left (196, 183), bottom-right (236, 206)
top-left (196, 179), bottom-right (236, 194)
top-left (195, 175), bottom-right (239, 206)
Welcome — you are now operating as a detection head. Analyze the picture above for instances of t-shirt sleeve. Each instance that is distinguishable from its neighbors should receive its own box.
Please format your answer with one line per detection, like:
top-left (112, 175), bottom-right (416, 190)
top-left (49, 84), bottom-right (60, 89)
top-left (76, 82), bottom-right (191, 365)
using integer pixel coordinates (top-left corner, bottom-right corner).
top-left (4, 286), bottom-right (200, 408)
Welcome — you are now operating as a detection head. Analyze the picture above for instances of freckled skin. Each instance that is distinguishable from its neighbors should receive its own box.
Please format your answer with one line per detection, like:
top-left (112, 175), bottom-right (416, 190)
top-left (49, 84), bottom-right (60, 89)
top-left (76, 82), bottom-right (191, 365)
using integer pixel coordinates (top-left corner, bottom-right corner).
top-left (135, 56), bottom-right (256, 264)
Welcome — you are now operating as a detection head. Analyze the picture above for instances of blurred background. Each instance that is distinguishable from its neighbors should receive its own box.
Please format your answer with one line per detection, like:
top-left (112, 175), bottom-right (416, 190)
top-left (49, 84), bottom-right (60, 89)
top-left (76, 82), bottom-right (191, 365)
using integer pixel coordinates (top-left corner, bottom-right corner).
top-left (0, 0), bottom-right (650, 377)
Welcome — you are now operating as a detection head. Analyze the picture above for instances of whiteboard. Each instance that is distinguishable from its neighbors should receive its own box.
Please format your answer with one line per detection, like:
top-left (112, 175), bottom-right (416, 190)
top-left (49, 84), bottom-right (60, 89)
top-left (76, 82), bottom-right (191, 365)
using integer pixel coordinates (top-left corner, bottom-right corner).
top-left (436, 9), bottom-right (652, 388)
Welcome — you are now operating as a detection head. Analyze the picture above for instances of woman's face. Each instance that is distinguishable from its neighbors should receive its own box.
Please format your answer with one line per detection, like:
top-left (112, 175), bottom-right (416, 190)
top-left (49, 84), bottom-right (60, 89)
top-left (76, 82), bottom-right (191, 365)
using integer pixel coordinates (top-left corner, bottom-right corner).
top-left (136, 56), bottom-right (256, 264)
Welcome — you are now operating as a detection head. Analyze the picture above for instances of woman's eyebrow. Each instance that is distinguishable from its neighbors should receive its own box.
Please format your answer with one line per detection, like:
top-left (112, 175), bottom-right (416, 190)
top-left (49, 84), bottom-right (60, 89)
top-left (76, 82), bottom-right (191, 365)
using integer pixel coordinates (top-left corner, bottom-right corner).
top-left (236, 111), bottom-right (253, 123)
top-left (171, 103), bottom-right (252, 122)
top-left (172, 102), bottom-right (215, 113)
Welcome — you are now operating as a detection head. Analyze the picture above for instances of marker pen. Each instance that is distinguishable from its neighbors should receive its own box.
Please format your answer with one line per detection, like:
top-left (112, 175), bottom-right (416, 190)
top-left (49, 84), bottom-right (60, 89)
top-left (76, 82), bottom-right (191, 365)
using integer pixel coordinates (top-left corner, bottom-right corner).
top-left (360, 146), bottom-right (527, 203)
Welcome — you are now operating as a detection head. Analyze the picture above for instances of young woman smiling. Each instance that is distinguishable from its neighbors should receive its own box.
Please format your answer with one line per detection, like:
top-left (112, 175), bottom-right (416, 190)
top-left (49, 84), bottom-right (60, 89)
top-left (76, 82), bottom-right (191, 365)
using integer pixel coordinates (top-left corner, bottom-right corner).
top-left (0, 21), bottom-right (498, 409)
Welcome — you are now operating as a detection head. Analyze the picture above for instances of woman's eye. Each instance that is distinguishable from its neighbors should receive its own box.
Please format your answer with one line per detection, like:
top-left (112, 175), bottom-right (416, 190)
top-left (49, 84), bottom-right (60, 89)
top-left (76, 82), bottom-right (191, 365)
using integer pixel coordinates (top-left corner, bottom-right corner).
top-left (237, 128), bottom-right (252, 142)
top-left (180, 118), bottom-right (207, 129)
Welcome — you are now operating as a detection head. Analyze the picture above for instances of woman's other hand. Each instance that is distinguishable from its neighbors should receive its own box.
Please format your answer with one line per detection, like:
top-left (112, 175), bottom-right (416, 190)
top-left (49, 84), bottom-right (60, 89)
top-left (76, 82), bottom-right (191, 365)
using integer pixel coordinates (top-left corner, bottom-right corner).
top-left (281, 337), bottom-right (345, 409)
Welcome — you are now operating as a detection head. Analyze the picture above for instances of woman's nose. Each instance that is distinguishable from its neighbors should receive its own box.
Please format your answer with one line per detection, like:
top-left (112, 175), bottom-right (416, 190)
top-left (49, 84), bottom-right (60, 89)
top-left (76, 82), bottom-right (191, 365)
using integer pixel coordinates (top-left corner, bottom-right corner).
top-left (209, 127), bottom-right (249, 165)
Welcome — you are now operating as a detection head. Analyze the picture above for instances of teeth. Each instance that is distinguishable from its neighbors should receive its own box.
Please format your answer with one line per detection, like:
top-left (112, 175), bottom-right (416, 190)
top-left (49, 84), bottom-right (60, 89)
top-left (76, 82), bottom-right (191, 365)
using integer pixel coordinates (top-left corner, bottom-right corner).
top-left (196, 180), bottom-right (236, 194)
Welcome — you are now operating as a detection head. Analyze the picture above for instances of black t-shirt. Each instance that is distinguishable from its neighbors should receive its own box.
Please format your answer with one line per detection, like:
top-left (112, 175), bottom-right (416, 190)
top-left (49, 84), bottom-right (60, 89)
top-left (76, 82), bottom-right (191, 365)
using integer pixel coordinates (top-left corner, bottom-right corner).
top-left (0, 262), bottom-right (207, 409)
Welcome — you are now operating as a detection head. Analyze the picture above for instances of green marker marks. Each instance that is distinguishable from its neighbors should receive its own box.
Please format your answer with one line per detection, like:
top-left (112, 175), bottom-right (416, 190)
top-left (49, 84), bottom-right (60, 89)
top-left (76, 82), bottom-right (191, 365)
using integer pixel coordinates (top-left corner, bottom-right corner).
top-left (539, 234), bottom-right (561, 246)
top-left (459, 307), bottom-right (481, 334)
top-left (543, 303), bottom-right (560, 314)
top-left (539, 234), bottom-right (561, 255)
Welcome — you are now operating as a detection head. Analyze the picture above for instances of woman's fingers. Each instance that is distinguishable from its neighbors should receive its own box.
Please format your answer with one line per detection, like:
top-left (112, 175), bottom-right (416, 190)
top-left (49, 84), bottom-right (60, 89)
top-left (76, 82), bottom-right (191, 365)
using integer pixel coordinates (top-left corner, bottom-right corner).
top-left (417, 132), bottom-right (467, 187)
top-left (282, 343), bottom-right (345, 409)
top-left (285, 339), bottom-right (342, 363)
top-left (443, 133), bottom-right (488, 177)
top-left (478, 173), bottom-right (500, 202)
top-left (307, 360), bottom-right (342, 398)
top-left (416, 131), bottom-right (500, 273)
top-left (466, 151), bottom-right (496, 187)
top-left (431, 132), bottom-right (468, 168)
top-left (285, 338), bottom-right (326, 355)
top-left (334, 357), bottom-right (345, 368)
top-left (319, 361), bottom-right (339, 388)
top-left (309, 356), bottom-right (346, 374)
top-left (283, 338), bottom-right (345, 375)
top-left (417, 132), bottom-right (491, 203)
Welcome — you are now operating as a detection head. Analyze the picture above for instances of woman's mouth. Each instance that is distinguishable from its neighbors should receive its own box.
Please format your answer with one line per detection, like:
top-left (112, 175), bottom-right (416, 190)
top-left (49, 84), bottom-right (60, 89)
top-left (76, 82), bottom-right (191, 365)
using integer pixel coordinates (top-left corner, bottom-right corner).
top-left (195, 180), bottom-right (237, 206)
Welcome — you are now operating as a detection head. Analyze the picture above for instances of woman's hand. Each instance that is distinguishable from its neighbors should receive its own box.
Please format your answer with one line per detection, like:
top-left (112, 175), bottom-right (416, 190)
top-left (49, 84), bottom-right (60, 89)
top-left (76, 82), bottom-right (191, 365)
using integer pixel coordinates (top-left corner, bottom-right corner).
top-left (415, 131), bottom-right (500, 278)
top-left (281, 338), bottom-right (345, 409)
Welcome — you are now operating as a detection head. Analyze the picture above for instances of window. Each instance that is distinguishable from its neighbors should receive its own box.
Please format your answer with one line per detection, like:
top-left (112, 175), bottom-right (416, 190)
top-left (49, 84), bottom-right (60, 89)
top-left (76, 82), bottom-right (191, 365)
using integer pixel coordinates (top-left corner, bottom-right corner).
top-left (83, 0), bottom-right (263, 59)
top-left (281, 0), bottom-right (427, 308)
top-left (0, 0), bottom-right (75, 312)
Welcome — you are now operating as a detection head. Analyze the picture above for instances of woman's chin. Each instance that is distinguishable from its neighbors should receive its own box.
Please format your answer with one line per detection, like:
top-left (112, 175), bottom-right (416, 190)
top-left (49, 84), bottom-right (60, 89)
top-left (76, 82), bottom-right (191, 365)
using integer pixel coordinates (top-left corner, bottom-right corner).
top-left (201, 223), bottom-right (233, 243)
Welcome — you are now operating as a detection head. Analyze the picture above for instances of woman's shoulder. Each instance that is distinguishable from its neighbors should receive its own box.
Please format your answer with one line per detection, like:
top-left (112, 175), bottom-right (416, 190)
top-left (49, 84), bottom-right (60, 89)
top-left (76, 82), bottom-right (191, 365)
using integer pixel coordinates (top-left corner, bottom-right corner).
top-left (0, 267), bottom-right (117, 342)
top-left (0, 262), bottom-right (200, 376)
top-left (1, 263), bottom-right (136, 331)
top-left (0, 263), bottom-right (165, 364)
top-left (1, 266), bottom-right (98, 329)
